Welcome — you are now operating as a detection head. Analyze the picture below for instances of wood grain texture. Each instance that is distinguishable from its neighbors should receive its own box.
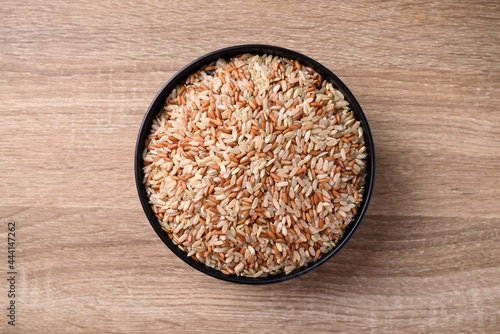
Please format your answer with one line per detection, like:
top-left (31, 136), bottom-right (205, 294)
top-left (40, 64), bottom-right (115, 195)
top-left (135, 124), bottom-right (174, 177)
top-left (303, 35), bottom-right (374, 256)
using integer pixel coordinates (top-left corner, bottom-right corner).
top-left (1, 0), bottom-right (499, 332)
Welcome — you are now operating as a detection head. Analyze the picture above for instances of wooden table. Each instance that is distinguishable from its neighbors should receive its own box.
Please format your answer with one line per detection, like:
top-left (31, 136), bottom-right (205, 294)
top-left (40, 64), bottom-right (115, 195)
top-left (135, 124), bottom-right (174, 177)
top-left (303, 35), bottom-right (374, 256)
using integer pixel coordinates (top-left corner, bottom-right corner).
top-left (1, 1), bottom-right (499, 332)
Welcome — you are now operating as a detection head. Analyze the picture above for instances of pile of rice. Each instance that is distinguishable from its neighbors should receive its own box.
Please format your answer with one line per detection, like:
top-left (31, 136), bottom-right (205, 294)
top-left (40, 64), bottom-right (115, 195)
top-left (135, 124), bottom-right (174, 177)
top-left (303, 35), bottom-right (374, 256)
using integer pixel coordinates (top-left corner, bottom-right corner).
top-left (142, 53), bottom-right (367, 277)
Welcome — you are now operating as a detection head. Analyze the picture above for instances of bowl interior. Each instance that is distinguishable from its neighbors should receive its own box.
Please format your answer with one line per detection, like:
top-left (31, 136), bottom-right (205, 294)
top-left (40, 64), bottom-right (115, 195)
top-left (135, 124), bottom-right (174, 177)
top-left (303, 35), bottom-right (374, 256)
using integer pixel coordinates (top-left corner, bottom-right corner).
top-left (135, 45), bottom-right (375, 284)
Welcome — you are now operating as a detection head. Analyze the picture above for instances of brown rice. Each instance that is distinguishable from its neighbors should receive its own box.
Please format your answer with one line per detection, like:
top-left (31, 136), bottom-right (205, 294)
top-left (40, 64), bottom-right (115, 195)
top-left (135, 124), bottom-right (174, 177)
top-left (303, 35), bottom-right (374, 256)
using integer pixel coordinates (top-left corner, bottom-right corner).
top-left (142, 54), bottom-right (367, 277)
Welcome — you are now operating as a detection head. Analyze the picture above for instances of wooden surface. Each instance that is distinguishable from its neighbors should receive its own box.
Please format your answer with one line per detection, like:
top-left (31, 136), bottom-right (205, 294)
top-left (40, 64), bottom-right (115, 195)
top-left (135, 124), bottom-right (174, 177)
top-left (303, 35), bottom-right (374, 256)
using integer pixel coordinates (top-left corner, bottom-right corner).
top-left (1, 1), bottom-right (499, 332)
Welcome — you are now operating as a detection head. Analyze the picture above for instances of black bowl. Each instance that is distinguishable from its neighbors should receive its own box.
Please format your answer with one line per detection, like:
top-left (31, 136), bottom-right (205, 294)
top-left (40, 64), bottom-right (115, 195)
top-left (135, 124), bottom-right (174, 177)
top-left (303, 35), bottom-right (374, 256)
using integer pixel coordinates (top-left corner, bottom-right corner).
top-left (135, 45), bottom-right (375, 284)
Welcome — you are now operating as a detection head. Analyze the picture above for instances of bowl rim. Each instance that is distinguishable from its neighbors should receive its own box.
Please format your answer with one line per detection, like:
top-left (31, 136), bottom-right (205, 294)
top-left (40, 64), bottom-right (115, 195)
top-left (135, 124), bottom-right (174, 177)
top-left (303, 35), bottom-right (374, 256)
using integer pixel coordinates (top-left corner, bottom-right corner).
top-left (135, 44), bottom-right (375, 284)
